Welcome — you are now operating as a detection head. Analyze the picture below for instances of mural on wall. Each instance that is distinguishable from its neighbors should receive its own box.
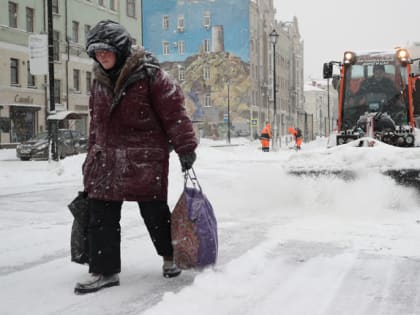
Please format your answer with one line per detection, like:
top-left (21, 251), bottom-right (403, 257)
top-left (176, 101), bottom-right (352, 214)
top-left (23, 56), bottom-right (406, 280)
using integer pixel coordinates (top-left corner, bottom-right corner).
top-left (142, 0), bottom-right (251, 138)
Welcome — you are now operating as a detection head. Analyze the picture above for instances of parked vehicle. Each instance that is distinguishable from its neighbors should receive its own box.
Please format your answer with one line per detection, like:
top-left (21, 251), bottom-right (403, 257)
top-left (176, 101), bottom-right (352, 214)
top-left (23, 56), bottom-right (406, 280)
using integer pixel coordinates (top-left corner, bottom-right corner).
top-left (72, 130), bottom-right (87, 153)
top-left (16, 129), bottom-right (82, 160)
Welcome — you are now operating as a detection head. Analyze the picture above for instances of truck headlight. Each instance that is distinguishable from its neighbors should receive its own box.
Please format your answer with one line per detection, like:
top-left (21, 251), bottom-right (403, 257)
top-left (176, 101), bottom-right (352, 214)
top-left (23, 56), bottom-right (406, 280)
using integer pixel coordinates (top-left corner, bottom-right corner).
top-left (343, 51), bottom-right (356, 65)
top-left (397, 48), bottom-right (410, 66)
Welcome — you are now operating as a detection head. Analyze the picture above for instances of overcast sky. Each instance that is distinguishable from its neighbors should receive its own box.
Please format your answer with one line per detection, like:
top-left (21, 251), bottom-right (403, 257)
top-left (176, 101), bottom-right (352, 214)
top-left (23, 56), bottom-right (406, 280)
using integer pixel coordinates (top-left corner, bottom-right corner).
top-left (273, 0), bottom-right (420, 81)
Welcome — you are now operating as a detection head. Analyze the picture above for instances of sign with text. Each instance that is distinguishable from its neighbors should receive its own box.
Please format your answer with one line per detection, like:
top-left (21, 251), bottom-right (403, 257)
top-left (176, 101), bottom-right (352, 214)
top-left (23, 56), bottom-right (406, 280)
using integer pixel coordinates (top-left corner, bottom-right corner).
top-left (28, 34), bottom-right (48, 75)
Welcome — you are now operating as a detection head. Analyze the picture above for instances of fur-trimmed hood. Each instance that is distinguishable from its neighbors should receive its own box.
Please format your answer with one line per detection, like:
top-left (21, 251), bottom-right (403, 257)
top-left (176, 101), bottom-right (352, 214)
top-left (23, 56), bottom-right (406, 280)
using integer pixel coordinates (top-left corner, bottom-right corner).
top-left (86, 20), bottom-right (132, 72)
top-left (93, 46), bottom-right (160, 112)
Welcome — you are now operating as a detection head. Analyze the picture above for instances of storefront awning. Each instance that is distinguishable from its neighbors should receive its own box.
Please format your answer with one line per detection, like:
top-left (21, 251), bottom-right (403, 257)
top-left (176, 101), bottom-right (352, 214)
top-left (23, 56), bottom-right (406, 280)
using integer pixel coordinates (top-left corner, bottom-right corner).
top-left (0, 103), bottom-right (42, 109)
top-left (47, 110), bottom-right (86, 120)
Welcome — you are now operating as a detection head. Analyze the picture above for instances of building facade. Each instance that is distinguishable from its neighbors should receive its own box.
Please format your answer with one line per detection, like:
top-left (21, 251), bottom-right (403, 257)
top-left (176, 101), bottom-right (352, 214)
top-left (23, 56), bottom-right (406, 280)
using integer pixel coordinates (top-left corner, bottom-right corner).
top-left (304, 80), bottom-right (338, 139)
top-left (142, 0), bottom-right (304, 142)
top-left (0, 0), bottom-right (142, 147)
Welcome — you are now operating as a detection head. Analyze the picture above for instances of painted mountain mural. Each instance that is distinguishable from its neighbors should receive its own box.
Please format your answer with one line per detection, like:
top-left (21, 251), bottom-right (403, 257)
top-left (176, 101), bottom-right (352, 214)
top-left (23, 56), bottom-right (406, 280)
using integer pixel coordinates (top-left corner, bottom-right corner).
top-left (142, 0), bottom-right (251, 138)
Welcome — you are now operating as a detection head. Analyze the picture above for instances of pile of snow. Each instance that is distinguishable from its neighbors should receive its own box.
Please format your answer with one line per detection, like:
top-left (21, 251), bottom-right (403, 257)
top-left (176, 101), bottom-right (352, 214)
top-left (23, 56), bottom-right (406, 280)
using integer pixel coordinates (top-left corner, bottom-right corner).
top-left (284, 136), bottom-right (420, 173)
top-left (1, 137), bottom-right (420, 315)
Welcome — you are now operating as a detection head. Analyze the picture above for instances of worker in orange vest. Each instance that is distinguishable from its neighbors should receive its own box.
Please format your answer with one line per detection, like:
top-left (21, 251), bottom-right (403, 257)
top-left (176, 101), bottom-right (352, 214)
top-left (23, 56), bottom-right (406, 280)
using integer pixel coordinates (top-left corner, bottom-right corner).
top-left (260, 122), bottom-right (272, 152)
top-left (288, 127), bottom-right (303, 150)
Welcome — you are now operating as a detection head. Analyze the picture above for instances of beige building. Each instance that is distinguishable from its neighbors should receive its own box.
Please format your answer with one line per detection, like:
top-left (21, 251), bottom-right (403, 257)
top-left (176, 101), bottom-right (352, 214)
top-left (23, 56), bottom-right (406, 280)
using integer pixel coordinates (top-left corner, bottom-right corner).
top-left (0, 0), bottom-right (141, 147)
top-left (304, 80), bottom-right (338, 138)
top-left (249, 0), bottom-right (304, 141)
top-left (276, 17), bottom-right (304, 136)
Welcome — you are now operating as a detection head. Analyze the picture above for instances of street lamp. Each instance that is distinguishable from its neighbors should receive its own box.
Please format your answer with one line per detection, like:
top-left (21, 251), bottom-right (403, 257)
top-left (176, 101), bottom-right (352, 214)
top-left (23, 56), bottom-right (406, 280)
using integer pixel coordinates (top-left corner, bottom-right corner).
top-left (47, 0), bottom-right (58, 161)
top-left (226, 79), bottom-right (231, 144)
top-left (327, 77), bottom-right (330, 135)
top-left (269, 29), bottom-right (279, 151)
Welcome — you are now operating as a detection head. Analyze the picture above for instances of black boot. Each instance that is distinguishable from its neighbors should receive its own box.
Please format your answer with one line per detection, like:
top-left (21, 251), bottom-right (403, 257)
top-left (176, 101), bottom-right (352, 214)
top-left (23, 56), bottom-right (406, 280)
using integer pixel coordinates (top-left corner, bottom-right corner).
top-left (162, 257), bottom-right (181, 278)
top-left (74, 273), bottom-right (120, 294)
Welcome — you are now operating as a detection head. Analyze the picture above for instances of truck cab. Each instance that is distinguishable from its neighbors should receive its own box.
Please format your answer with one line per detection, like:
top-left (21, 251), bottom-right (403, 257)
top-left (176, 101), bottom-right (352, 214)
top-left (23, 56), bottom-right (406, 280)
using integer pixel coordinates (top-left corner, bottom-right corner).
top-left (324, 49), bottom-right (419, 147)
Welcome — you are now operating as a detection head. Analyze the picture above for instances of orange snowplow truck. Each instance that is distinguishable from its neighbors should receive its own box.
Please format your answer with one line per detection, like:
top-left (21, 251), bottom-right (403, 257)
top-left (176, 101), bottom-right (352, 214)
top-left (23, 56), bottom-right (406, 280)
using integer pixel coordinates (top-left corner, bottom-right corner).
top-left (323, 48), bottom-right (420, 147)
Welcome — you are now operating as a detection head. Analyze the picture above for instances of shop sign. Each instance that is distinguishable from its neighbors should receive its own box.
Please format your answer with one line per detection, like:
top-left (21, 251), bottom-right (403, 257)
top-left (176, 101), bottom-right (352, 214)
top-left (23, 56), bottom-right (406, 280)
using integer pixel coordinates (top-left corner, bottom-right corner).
top-left (14, 94), bottom-right (34, 104)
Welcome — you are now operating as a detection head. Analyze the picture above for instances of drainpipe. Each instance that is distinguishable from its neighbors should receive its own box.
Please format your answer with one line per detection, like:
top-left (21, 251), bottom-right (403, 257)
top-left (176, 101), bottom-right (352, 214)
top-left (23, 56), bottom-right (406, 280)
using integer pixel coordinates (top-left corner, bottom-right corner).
top-left (65, 0), bottom-right (69, 113)
top-left (43, 0), bottom-right (48, 132)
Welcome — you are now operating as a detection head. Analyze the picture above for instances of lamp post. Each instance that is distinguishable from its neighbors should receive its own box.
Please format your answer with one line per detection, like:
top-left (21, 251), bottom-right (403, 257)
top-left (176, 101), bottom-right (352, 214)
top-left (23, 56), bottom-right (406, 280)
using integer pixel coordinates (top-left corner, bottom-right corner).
top-left (226, 79), bottom-right (231, 144)
top-left (327, 77), bottom-right (330, 135)
top-left (269, 29), bottom-right (279, 151)
top-left (47, 0), bottom-right (58, 160)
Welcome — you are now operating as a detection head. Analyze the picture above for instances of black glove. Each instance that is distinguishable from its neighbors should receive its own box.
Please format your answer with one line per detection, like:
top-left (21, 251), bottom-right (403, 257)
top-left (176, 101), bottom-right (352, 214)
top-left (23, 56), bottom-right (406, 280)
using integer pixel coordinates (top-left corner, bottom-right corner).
top-left (179, 152), bottom-right (196, 172)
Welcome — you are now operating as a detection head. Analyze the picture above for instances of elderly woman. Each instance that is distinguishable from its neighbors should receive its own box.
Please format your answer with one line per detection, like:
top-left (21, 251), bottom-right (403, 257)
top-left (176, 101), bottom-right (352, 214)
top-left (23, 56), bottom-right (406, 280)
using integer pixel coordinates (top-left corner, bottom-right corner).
top-left (74, 20), bottom-right (197, 294)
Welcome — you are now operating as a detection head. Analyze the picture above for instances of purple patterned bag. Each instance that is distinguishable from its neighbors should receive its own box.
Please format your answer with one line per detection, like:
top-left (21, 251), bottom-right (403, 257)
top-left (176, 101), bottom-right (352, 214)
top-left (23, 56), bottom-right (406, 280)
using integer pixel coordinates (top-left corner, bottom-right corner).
top-left (171, 169), bottom-right (218, 269)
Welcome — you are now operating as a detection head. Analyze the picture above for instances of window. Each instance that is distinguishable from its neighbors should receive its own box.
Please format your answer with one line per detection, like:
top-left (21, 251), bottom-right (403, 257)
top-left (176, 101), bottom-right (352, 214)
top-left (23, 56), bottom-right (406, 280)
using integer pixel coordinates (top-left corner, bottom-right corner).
top-left (178, 40), bottom-right (185, 55)
top-left (98, 0), bottom-right (104, 6)
top-left (162, 15), bottom-right (169, 30)
top-left (52, 0), bottom-right (58, 14)
top-left (72, 21), bottom-right (79, 42)
top-left (84, 24), bottom-right (91, 40)
top-left (162, 41), bottom-right (169, 55)
top-left (177, 15), bottom-right (184, 32)
top-left (127, 0), bottom-right (135, 17)
top-left (10, 58), bottom-right (19, 85)
top-left (73, 69), bottom-right (80, 91)
top-left (9, 2), bottom-right (17, 28)
top-left (26, 7), bottom-right (34, 32)
top-left (178, 66), bottom-right (185, 82)
top-left (27, 62), bottom-right (35, 87)
top-left (203, 11), bottom-right (211, 29)
top-left (86, 71), bottom-right (92, 94)
top-left (216, 28), bottom-right (223, 42)
top-left (203, 39), bottom-right (210, 53)
top-left (54, 79), bottom-right (61, 104)
top-left (109, 0), bottom-right (115, 10)
top-left (53, 31), bottom-right (60, 61)
top-left (203, 66), bottom-right (210, 81)
top-left (205, 94), bottom-right (211, 107)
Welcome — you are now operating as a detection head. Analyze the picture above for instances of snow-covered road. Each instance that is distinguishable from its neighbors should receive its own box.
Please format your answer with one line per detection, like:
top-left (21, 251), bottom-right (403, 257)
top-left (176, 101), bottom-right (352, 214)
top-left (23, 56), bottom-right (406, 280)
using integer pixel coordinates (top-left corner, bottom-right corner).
top-left (1, 138), bottom-right (420, 315)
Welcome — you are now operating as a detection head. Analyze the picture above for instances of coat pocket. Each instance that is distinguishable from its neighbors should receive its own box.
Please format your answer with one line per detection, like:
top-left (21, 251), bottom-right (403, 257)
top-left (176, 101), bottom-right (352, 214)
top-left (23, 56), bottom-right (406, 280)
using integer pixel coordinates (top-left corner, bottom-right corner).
top-left (125, 148), bottom-right (167, 196)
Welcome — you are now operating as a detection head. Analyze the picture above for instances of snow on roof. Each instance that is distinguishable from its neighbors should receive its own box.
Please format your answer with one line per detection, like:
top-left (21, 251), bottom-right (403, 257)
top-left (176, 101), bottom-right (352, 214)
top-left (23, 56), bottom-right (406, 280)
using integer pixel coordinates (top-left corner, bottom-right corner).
top-left (47, 111), bottom-right (85, 120)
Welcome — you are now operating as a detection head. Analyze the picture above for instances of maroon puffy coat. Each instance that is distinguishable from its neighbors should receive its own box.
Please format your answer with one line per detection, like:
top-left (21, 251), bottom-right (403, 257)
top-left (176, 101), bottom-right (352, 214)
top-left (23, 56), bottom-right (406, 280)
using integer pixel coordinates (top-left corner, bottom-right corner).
top-left (83, 48), bottom-right (197, 201)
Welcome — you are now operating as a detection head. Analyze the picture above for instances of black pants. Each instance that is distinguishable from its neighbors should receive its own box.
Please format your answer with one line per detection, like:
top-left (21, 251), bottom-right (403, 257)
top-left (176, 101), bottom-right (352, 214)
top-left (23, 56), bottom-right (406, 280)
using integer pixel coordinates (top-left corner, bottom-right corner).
top-left (88, 199), bottom-right (173, 275)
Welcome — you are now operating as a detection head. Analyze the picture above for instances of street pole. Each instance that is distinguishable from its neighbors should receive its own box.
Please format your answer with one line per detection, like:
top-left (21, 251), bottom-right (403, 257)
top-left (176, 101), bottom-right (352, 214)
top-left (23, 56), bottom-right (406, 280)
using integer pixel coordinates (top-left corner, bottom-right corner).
top-left (47, 0), bottom-right (58, 160)
top-left (327, 78), bottom-right (330, 135)
top-left (227, 79), bottom-right (231, 144)
top-left (269, 29), bottom-right (279, 151)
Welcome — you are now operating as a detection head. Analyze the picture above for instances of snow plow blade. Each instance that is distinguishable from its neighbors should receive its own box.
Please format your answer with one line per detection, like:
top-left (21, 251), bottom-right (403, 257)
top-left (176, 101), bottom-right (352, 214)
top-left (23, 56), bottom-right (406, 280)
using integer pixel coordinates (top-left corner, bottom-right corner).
top-left (287, 168), bottom-right (420, 191)
top-left (383, 169), bottom-right (420, 190)
top-left (287, 169), bottom-right (357, 181)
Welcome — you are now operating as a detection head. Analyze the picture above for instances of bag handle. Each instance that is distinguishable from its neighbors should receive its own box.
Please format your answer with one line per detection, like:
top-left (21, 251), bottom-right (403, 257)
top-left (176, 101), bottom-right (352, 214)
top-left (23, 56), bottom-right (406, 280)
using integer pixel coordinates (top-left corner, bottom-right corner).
top-left (184, 167), bottom-right (203, 192)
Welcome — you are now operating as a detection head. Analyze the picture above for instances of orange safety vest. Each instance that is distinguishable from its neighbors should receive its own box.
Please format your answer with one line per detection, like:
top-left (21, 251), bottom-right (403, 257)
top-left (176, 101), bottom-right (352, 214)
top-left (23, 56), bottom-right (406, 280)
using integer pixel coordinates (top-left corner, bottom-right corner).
top-left (288, 127), bottom-right (303, 146)
top-left (260, 124), bottom-right (272, 148)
